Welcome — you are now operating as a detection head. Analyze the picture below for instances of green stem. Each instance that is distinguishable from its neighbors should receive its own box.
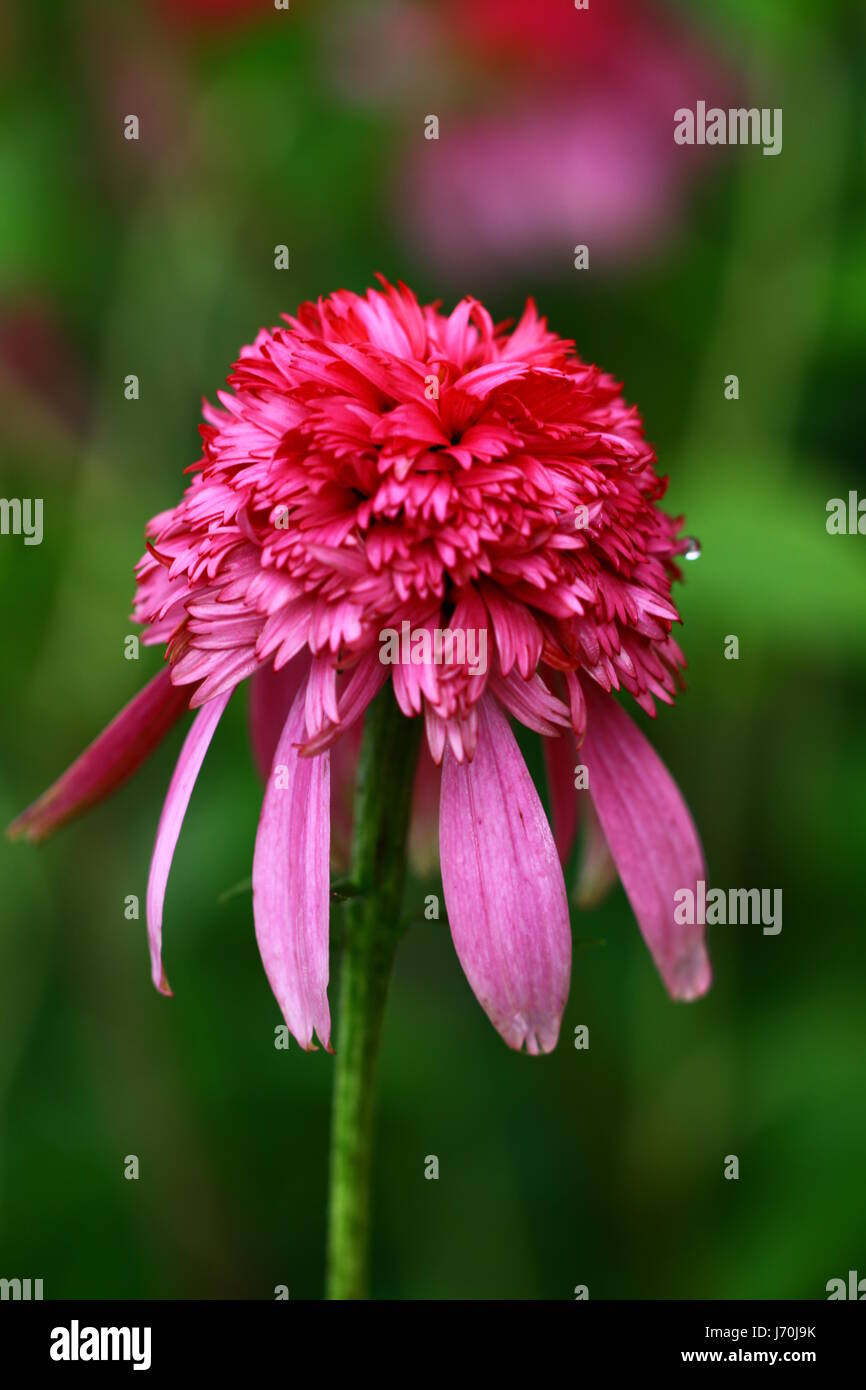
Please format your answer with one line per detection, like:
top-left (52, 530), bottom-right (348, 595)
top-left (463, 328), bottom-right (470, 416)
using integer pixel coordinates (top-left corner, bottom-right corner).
top-left (325, 685), bottom-right (422, 1299)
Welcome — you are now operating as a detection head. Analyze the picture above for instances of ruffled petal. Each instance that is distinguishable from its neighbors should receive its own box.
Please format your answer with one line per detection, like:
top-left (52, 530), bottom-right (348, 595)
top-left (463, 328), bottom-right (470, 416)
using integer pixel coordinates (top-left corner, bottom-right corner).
top-left (147, 690), bottom-right (231, 995)
top-left (439, 694), bottom-right (571, 1053)
top-left (7, 669), bottom-right (189, 842)
top-left (299, 650), bottom-right (387, 755)
top-left (487, 668), bottom-right (571, 736)
top-left (252, 677), bottom-right (331, 1049)
top-left (581, 679), bottom-right (711, 1000)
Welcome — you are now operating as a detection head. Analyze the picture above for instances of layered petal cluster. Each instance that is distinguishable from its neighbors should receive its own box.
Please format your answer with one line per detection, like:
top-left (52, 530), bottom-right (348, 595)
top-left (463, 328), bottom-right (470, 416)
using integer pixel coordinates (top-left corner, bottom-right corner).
top-left (9, 279), bottom-right (711, 1052)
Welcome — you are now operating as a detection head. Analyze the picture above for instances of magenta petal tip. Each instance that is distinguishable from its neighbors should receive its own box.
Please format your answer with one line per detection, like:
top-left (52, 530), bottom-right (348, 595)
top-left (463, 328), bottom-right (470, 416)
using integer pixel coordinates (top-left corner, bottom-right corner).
top-left (581, 680), bottom-right (712, 1004)
top-left (668, 943), bottom-right (713, 1002)
top-left (439, 695), bottom-right (571, 1056)
top-left (7, 669), bottom-right (189, 843)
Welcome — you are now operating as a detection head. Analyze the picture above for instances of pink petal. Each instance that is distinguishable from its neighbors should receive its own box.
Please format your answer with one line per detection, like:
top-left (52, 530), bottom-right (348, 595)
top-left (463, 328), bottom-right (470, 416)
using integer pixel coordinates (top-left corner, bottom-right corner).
top-left (542, 729), bottom-right (580, 866)
top-left (480, 581), bottom-right (543, 678)
top-left (147, 690), bottom-right (231, 996)
top-left (252, 677), bottom-right (331, 1050)
top-left (299, 651), bottom-right (387, 755)
top-left (7, 669), bottom-right (189, 842)
top-left (330, 718), bottom-right (363, 872)
top-left (305, 655), bottom-right (340, 736)
top-left (581, 679), bottom-right (711, 1000)
top-left (408, 741), bottom-right (441, 876)
top-left (439, 694), bottom-right (571, 1053)
top-left (487, 668), bottom-right (571, 736)
top-left (248, 654), bottom-right (310, 781)
top-left (573, 795), bottom-right (618, 909)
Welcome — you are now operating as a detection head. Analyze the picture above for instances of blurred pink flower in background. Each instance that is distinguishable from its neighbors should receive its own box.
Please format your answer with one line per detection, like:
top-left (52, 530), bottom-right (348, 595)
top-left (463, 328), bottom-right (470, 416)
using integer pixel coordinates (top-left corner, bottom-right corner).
top-left (385, 0), bottom-right (734, 279)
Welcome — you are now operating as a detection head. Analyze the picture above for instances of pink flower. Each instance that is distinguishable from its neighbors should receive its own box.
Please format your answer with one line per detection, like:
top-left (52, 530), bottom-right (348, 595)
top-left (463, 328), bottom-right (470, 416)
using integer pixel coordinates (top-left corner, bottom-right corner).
top-left (8, 279), bottom-right (711, 1053)
top-left (391, 0), bottom-right (732, 277)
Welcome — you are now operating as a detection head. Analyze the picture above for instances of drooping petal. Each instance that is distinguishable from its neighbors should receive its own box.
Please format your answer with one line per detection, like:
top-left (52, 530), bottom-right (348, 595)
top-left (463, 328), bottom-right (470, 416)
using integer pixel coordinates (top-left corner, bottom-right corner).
top-left (298, 650), bottom-right (387, 755)
top-left (248, 653), bottom-right (310, 782)
top-left (305, 655), bottom-right (340, 737)
top-left (146, 690), bottom-right (232, 995)
top-left (439, 694), bottom-right (571, 1053)
top-left (7, 669), bottom-right (189, 842)
top-left (487, 668), bottom-right (571, 736)
top-left (330, 716), bottom-right (363, 872)
top-left (572, 794), bottom-right (618, 909)
top-left (252, 677), bottom-right (331, 1050)
top-left (581, 678), bottom-right (711, 1000)
top-left (408, 742), bottom-right (441, 877)
top-left (542, 729), bottom-right (580, 866)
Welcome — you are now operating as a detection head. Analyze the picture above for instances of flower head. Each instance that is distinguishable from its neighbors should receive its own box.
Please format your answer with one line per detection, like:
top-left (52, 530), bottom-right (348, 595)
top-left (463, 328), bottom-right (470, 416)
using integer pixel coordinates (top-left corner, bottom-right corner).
top-left (10, 279), bottom-right (711, 1053)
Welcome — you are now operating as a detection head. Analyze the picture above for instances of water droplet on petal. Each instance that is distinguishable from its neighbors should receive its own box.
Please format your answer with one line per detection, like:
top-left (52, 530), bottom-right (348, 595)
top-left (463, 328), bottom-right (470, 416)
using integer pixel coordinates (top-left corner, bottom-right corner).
top-left (683, 537), bottom-right (701, 561)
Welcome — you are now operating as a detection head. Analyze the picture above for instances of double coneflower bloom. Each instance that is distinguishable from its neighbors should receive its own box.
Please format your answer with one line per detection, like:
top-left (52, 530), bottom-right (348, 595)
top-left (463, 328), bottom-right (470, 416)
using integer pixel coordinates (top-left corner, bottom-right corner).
top-left (9, 279), bottom-right (710, 1053)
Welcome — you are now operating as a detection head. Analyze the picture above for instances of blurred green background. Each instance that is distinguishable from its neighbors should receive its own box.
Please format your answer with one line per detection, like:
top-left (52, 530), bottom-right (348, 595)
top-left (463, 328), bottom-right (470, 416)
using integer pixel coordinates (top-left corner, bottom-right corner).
top-left (1, 0), bottom-right (865, 1299)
